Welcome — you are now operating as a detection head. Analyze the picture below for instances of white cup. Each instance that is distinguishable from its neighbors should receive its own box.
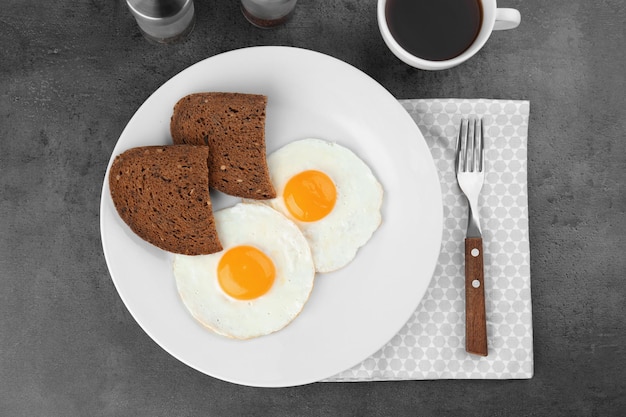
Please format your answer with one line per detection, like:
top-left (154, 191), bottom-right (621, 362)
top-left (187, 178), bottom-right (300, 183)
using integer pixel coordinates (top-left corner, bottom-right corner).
top-left (377, 0), bottom-right (521, 70)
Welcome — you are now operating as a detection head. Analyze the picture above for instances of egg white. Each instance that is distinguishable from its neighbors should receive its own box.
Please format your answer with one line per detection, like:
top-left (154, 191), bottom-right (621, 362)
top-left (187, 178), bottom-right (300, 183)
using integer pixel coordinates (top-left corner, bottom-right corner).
top-left (259, 138), bottom-right (384, 273)
top-left (173, 203), bottom-right (315, 339)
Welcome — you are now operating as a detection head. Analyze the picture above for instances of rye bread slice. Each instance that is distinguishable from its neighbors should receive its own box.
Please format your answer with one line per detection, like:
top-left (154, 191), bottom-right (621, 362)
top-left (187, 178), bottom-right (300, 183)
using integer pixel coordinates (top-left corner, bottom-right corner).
top-left (169, 92), bottom-right (276, 199)
top-left (109, 145), bottom-right (222, 255)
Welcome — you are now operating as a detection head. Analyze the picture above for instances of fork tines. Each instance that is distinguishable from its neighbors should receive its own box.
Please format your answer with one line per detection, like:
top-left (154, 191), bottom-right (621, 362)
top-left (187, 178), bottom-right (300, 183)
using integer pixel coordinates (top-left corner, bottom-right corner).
top-left (457, 118), bottom-right (484, 173)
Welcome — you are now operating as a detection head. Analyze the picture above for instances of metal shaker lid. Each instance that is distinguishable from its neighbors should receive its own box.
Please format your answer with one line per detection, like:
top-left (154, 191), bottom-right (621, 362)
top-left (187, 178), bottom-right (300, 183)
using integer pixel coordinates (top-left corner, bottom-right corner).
top-left (126, 0), bottom-right (191, 19)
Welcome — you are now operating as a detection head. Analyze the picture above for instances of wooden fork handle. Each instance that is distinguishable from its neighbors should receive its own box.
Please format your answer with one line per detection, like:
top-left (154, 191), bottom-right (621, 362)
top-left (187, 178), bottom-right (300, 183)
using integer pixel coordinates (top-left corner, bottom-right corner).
top-left (465, 237), bottom-right (488, 356)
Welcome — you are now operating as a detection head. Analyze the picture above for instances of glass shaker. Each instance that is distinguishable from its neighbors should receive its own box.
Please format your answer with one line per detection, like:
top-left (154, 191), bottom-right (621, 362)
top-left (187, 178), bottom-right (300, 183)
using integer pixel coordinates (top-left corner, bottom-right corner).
top-left (126, 0), bottom-right (195, 44)
top-left (241, 0), bottom-right (298, 28)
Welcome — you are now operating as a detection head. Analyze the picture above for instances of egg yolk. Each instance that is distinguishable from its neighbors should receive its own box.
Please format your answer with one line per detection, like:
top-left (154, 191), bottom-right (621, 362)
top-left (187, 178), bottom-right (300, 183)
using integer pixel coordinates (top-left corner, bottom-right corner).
top-left (217, 245), bottom-right (276, 300)
top-left (283, 170), bottom-right (337, 222)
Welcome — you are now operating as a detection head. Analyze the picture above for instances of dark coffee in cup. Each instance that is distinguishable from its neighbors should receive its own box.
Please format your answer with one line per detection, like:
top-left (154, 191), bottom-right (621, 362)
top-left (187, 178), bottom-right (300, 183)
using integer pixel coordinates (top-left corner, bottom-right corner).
top-left (385, 0), bottom-right (483, 61)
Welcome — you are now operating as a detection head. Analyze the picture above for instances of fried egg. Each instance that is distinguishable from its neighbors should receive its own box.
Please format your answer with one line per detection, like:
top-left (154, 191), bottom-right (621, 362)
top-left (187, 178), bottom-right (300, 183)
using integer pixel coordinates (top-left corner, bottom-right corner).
top-left (258, 138), bottom-right (383, 273)
top-left (173, 203), bottom-right (315, 339)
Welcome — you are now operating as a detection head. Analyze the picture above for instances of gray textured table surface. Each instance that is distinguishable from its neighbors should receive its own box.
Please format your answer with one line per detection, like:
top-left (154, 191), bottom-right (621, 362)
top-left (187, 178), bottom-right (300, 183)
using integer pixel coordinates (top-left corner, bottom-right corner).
top-left (1, 0), bottom-right (625, 415)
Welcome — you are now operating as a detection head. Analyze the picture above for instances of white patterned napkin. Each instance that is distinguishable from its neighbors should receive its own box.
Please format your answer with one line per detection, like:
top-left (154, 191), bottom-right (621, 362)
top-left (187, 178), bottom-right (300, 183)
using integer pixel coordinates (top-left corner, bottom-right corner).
top-left (327, 99), bottom-right (533, 381)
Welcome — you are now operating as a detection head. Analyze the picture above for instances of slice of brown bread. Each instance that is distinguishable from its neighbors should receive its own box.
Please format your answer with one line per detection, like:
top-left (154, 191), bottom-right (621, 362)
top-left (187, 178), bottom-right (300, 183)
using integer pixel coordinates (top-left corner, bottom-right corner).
top-left (169, 92), bottom-right (276, 199)
top-left (109, 145), bottom-right (223, 255)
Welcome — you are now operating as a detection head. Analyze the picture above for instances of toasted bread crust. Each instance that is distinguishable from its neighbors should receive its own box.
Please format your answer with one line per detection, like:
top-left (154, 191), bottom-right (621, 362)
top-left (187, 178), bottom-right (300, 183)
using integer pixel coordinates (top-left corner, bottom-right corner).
top-left (170, 92), bottom-right (276, 199)
top-left (109, 145), bottom-right (222, 255)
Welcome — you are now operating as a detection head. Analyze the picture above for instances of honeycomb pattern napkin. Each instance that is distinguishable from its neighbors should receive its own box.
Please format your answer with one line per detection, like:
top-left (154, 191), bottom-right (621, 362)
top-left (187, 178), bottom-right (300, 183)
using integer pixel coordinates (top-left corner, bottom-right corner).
top-left (327, 99), bottom-right (533, 381)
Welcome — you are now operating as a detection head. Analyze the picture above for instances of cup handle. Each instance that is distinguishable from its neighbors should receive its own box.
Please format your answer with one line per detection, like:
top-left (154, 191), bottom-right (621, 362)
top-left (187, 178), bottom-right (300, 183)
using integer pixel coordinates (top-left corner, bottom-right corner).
top-left (494, 8), bottom-right (521, 30)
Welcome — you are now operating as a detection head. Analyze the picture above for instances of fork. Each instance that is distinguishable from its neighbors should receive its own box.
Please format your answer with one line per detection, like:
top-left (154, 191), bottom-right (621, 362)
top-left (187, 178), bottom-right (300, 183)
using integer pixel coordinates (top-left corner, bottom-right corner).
top-left (456, 117), bottom-right (488, 356)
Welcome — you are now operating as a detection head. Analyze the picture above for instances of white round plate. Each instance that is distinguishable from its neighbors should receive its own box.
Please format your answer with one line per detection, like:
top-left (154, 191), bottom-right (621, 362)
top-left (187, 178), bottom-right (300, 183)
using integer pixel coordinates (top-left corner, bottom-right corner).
top-left (100, 46), bottom-right (442, 387)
